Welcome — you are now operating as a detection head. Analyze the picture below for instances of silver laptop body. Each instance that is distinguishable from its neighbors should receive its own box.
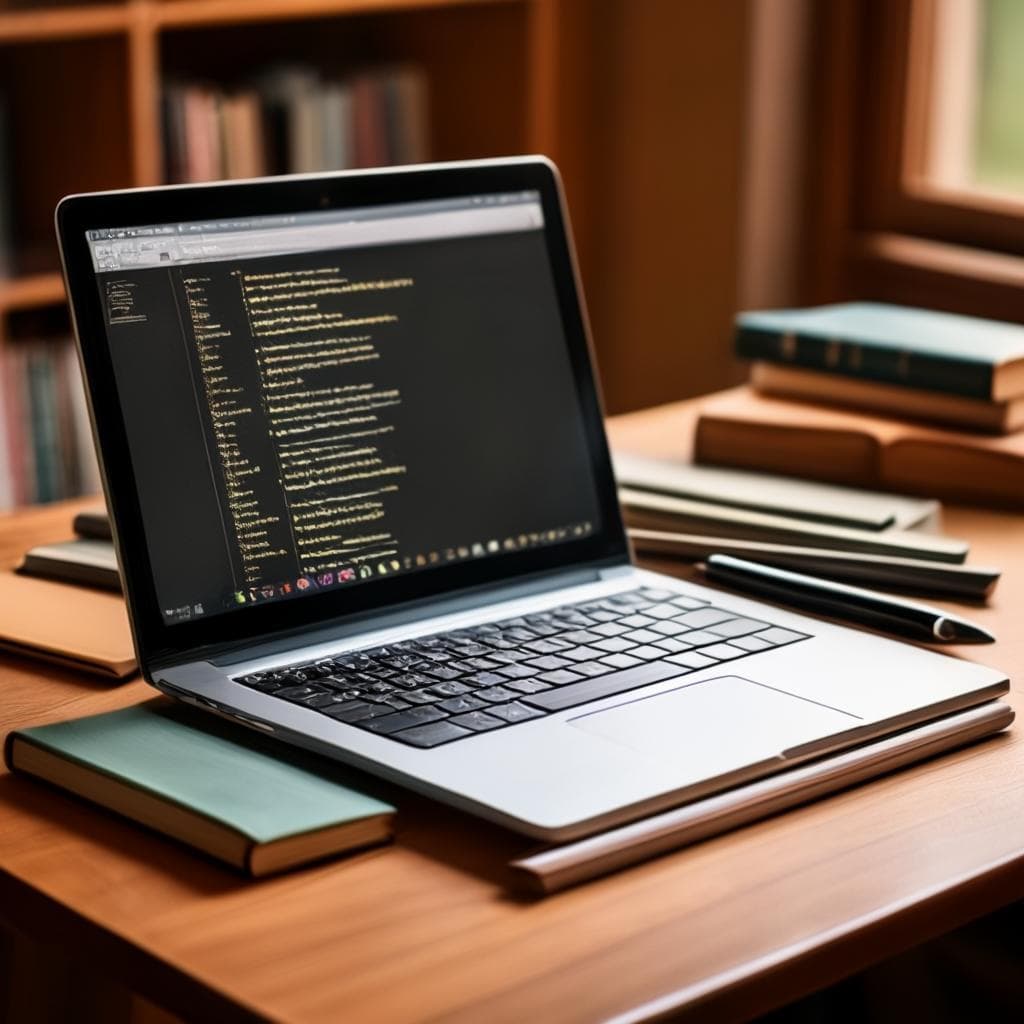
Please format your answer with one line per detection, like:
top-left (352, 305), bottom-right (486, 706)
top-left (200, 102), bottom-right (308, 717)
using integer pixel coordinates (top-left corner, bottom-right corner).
top-left (57, 158), bottom-right (1008, 841)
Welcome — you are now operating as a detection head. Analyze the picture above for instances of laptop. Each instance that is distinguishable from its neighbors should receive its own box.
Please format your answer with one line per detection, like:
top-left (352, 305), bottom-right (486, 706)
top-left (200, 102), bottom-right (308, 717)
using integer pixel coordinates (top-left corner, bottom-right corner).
top-left (56, 157), bottom-right (1008, 841)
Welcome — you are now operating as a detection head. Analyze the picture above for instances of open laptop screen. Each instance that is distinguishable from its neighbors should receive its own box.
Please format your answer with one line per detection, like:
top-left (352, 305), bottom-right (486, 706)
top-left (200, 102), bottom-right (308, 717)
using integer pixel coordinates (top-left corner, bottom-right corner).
top-left (82, 189), bottom-right (604, 626)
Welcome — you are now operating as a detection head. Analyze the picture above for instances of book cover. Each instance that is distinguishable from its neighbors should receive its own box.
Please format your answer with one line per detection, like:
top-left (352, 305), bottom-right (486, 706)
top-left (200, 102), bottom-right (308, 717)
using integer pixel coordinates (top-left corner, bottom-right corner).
top-left (751, 361), bottom-right (1024, 434)
top-left (695, 388), bottom-right (1024, 510)
top-left (73, 506), bottom-right (112, 540)
top-left (18, 538), bottom-right (121, 591)
top-left (736, 302), bottom-right (1024, 401)
top-left (0, 570), bottom-right (136, 678)
top-left (5, 700), bottom-right (396, 876)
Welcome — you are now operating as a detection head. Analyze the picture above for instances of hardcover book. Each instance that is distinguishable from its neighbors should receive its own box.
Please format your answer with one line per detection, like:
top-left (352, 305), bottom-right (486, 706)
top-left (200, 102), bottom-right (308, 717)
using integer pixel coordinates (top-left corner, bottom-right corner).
top-left (736, 302), bottom-right (1024, 401)
top-left (694, 388), bottom-right (1024, 510)
top-left (5, 700), bottom-right (396, 876)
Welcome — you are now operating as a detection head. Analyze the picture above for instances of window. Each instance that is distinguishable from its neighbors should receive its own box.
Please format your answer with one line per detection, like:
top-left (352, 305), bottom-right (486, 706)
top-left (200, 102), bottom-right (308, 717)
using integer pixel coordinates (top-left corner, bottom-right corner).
top-left (805, 0), bottom-right (1024, 321)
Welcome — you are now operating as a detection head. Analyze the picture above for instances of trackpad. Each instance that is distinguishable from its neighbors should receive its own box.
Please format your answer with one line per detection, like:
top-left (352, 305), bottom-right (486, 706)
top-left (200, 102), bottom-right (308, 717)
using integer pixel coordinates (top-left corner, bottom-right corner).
top-left (569, 676), bottom-right (858, 773)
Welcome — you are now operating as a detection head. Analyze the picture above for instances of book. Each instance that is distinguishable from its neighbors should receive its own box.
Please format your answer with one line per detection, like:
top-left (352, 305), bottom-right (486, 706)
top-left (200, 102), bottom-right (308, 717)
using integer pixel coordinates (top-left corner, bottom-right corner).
top-left (612, 451), bottom-right (940, 532)
top-left (5, 700), bottom-right (396, 876)
top-left (73, 506), bottom-right (113, 540)
top-left (618, 487), bottom-right (968, 563)
top-left (694, 388), bottom-right (1024, 510)
top-left (17, 538), bottom-right (120, 591)
top-left (626, 529), bottom-right (999, 600)
top-left (735, 302), bottom-right (1024, 401)
top-left (0, 571), bottom-right (136, 679)
top-left (0, 336), bottom-right (99, 510)
top-left (751, 361), bottom-right (1024, 434)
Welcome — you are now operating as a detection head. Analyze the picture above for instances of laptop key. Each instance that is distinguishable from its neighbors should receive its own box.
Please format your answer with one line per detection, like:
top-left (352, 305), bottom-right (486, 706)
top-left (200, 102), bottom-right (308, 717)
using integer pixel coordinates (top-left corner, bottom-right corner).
top-left (488, 701), bottom-right (546, 724)
top-left (466, 671), bottom-right (508, 687)
top-left (495, 664), bottom-right (537, 680)
top-left (569, 661), bottom-right (610, 678)
top-left (641, 603), bottom-right (686, 620)
top-left (619, 614), bottom-right (656, 629)
top-left (673, 607), bottom-right (736, 628)
top-left (423, 666), bottom-right (467, 682)
top-left (322, 700), bottom-right (386, 723)
top-left (438, 695), bottom-right (488, 714)
top-left (428, 681), bottom-right (473, 697)
top-left (670, 595), bottom-right (709, 610)
top-left (537, 669), bottom-right (583, 685)
top-left (276, 684), bottom-right (327, 702)
top-left (392, 721), bottom-right (474, 748)
top-left (521, 660), bottom-right (686, 713)
top-left (561, 629), bottom-right (603, 644)
top-left (623, 628), bottom-right (663, 644)
top-left (524, 639), bottom-right (573, 655)
top-left (755, 627), bottom-right (808, 646)
top-left (707, 617), bottom-right (768, 639)
top-left (627, 645), bottom-right (668, 661)
top-left (527, 655), bottom-right (572, 671)
top-left (449, 711), bottom-right (505, 732)
top-left (677, 629), bottom-right (726, 647)
top-left (361, 706), bottom-right (448, 735)
top-left (402, 689), bottom-right (441, 705)
top-left (652, 636), bottom-right (693, 653)
top-left (476, 685), bottom-right (523, 703)
top-left (594, 637), bottom-right (634, 654)
top-left (699, 643), bottom-right (748, 661)
top-left (665, 651), bottom-right (717, 670)
top-left (591, 621), bottom-right (630, 637)
top-left (506, 678), bottom-right (553, 694)
top-left (600, 653), bottom-right (642, 669)
top-left (730, 634), bottom-right (774, 652)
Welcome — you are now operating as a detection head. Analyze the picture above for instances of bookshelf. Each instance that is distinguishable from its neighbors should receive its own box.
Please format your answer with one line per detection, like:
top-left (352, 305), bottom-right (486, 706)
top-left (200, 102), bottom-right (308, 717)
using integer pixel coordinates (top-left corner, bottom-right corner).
top-left (0, 0), bottom-right (565, 506)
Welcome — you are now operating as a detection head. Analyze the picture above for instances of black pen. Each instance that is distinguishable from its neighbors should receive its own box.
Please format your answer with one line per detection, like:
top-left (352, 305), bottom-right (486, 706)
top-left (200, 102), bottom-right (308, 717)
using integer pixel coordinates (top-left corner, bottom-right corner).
top-left (698, 554), bottom-right (994, 644)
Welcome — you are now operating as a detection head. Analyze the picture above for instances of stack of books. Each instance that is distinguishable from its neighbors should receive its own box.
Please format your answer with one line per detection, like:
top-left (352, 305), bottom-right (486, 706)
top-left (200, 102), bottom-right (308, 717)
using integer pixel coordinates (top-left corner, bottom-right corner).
top-left (0, 335), bottom-right (101, 509)
top-left (162, 64), bottom-right (429, 182)
top-left (693, 303), bottom-right (1024, 509)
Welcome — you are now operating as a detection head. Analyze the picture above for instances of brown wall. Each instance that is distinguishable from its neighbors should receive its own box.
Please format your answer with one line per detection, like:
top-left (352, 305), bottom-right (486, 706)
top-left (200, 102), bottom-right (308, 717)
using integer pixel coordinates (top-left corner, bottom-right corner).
top-left (556, 0), bottom-right (754, 414)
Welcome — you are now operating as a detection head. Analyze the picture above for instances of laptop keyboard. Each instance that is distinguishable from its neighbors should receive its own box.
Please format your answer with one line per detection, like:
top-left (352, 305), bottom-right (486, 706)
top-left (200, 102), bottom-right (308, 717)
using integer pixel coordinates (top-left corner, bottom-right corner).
top-left (234, 587), bottom-right (811, 748)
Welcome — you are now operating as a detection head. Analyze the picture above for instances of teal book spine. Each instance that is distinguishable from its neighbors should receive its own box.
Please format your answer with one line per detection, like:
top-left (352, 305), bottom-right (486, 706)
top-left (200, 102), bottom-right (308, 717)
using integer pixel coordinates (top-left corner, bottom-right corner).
top-left (735, 302), bottom-right (1024, 401)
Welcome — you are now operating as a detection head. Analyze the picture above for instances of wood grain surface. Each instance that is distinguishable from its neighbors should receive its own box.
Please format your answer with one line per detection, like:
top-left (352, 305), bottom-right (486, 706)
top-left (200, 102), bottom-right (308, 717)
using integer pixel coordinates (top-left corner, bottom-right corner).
top-left (1, 399), bottom-right (1022, 1023)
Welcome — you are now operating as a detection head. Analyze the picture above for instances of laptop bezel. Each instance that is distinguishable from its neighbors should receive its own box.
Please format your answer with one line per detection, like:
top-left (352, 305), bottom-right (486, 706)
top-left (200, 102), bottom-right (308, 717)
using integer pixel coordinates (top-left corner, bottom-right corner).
top-left (56, 158), bottom-right (629, 670)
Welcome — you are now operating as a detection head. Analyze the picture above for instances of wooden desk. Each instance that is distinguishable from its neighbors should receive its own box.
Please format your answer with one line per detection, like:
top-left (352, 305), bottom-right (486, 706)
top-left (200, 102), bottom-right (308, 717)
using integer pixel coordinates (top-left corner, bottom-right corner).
top-left (2, 399), bottom-right (1023, 1024)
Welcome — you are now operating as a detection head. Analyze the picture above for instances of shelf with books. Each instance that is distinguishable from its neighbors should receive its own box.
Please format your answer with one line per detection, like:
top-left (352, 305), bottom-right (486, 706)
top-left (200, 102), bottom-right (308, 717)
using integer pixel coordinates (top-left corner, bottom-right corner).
top-left (0, 308), bottom-right (100, 510)
top-left (0, 0), bottom-right (548, 317)
top-left (0, 0), bottom-right (563, 509)
top-left (0, 273), bottom-right (66, 316)
top-left (0, 31), bottom-right (135, 278)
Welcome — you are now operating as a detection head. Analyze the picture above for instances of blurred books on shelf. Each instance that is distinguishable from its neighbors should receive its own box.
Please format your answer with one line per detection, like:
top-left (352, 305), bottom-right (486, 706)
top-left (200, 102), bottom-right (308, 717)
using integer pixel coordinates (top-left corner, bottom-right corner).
top-left (0, 336), bottom-right (100, 510)
top-left (0, 93), bottom-right (12, 279)
top-left (162, 64), bottom-right (429, 183)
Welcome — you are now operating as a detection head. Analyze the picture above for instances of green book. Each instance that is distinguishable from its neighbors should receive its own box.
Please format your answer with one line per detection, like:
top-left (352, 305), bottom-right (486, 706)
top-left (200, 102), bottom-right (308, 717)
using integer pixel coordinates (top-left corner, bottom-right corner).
top-left (735, 302), bottom-right (1024, 401)
top-left (5, 700), bottom-right (395, 876)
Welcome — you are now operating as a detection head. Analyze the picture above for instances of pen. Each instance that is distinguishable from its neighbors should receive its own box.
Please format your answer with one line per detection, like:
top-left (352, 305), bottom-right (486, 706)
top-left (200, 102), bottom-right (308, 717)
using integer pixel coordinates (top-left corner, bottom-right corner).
top-left (697, 554), bottom-right (994, 644)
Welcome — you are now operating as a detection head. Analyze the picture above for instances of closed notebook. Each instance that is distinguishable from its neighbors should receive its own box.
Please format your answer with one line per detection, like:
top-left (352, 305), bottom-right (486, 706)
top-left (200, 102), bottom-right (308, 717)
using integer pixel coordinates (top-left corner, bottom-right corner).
top-left (5, 700), bottom-right (396, 876)
top-left (17, 538), bottom-right (121, 591)
top-left (0, 571), bottom-right (135, 679)
top-left (694, 388), bottom-right (1024, 509)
